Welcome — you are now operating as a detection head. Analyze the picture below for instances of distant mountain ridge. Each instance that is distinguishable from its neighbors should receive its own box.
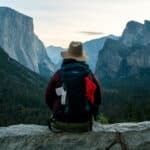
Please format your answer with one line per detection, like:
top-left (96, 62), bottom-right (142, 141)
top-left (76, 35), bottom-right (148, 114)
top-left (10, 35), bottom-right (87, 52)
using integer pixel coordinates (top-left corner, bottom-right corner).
top-left (46, 46), bottom-right (65, 70)
top-left (46, 35), bottom-right (119, 71)
top-left (0, 7), bottom-right (54, 78)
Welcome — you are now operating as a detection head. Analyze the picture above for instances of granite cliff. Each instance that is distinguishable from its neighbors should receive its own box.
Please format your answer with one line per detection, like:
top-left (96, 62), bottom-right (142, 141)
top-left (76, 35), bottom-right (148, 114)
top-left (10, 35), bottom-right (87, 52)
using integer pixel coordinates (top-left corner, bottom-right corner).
top-left (96, 20), bottom-right (150, 80)
top-left (83, 35), bottom-right (119, 71)
top-left (0, 7), bottom-right (54, 77)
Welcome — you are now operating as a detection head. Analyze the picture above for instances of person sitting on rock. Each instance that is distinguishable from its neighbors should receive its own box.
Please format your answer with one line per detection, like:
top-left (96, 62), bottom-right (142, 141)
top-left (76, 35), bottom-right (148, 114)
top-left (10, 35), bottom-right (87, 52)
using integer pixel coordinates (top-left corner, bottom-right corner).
top-left (45, 41), bottom-right (102, 132)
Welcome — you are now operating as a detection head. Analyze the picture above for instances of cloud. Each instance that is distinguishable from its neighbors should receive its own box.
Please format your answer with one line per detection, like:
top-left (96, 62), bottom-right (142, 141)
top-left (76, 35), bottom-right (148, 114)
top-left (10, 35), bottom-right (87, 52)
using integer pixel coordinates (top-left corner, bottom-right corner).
top-left (79, 31), bottom-right (105, 35)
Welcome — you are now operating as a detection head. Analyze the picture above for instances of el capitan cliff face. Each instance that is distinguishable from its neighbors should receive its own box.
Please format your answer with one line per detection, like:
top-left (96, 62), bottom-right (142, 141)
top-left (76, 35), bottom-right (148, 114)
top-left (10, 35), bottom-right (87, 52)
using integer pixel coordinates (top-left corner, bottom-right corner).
top-left (0, 7), bottom-right (54, 77)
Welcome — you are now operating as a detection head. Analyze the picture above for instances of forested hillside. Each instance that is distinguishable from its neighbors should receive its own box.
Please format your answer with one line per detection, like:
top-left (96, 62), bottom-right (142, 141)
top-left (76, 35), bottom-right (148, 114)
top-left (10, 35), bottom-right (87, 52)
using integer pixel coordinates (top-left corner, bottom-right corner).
top-left (100, 70), bottom-right (150, 123)
top-left (0, 47), bottom-right (50, 126)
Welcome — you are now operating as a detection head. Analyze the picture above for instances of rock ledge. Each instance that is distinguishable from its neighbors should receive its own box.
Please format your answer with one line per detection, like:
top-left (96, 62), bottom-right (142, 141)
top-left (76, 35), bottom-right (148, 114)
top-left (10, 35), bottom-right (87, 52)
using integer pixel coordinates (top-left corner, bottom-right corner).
top-left (0, 121), bottom-right (150, 150)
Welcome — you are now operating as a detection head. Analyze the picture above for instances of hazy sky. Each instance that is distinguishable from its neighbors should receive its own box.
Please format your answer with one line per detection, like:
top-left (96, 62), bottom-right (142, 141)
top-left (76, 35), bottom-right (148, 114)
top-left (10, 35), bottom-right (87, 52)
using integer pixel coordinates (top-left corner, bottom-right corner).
top-left (0, 0), bottom-right (150, 47)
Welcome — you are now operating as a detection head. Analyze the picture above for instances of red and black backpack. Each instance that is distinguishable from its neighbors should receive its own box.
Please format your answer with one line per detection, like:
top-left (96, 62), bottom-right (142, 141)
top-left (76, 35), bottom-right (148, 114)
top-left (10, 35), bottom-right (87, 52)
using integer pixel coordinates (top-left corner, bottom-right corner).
top-left (53, 61), bottom-right (97, 123)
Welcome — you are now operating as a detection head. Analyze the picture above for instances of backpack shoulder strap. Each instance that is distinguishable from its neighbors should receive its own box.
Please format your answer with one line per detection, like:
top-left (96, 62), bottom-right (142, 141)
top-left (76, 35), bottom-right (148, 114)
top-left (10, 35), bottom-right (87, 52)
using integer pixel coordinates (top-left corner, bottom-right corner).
top-left (88, 70), bottom-right (93, 80)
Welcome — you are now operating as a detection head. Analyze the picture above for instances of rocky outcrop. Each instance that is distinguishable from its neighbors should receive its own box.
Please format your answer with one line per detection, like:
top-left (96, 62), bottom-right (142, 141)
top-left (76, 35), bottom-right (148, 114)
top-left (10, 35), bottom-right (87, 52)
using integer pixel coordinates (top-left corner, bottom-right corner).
top-left (0, 7), bottom-right (54, 77)
top-left (121, 20), bottom-right (150, 47)
top-left (96, 20), bottom-right (150, 79)
top-left (95, 39), bottom-right (123, 79)
top-left (0, 121), bottom-right (150, 150)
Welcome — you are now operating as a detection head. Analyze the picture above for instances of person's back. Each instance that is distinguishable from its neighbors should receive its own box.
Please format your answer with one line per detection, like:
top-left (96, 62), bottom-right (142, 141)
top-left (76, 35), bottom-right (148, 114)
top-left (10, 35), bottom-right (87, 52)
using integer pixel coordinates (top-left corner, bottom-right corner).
top-left (45, 41), bottom-right (102, 132)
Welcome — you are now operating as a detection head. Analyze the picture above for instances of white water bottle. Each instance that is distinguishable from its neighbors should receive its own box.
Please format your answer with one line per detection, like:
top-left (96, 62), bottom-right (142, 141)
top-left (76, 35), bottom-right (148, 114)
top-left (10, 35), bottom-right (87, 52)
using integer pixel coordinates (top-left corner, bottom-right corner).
top-left (55, 87), bottom-right (66, 105)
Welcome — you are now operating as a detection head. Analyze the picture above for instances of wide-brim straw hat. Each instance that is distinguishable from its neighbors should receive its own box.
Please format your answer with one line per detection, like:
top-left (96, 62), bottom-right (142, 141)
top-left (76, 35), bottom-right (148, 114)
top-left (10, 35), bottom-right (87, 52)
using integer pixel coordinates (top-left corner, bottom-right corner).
top-left (61, 41), bottom-right (88, 61)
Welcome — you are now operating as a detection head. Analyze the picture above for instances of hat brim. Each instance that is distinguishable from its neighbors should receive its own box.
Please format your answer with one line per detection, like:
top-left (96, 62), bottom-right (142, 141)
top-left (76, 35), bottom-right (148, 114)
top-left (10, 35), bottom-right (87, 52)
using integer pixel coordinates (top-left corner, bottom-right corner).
top-left (61, 51), bottom-right (88, 61)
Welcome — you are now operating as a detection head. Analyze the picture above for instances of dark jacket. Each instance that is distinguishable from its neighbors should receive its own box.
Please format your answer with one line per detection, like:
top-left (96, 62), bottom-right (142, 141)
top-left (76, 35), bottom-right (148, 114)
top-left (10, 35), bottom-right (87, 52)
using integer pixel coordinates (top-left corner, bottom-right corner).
top-left (45, 59), bottom-right (102, 118)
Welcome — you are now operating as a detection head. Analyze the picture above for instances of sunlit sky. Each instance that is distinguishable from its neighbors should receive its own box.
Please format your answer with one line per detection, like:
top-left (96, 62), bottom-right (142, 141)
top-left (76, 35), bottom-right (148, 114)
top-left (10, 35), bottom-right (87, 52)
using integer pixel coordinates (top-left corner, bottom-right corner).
top-left (0, 0), bottom-right (150, 48)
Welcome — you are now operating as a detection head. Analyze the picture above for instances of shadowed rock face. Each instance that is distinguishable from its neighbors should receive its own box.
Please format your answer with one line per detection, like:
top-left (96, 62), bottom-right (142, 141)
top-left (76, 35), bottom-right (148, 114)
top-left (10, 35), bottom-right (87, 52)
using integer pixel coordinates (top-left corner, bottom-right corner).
top-left (121, 20), bottom-right (150, 47)
top-left (0, 7), bottom-right (54, 77)
top-left (83, 35), bottom-right (119, 72)
top-left (0, 121), bottom-right (150, 150)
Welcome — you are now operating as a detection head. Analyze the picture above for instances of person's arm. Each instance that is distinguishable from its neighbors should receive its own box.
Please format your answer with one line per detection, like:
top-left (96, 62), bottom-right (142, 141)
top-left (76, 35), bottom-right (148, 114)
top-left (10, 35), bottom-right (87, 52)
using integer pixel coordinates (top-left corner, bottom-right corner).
top-left (91, 72), bottom-right (102, 118)
top-left (45, 70), bottom-right (60, 110)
